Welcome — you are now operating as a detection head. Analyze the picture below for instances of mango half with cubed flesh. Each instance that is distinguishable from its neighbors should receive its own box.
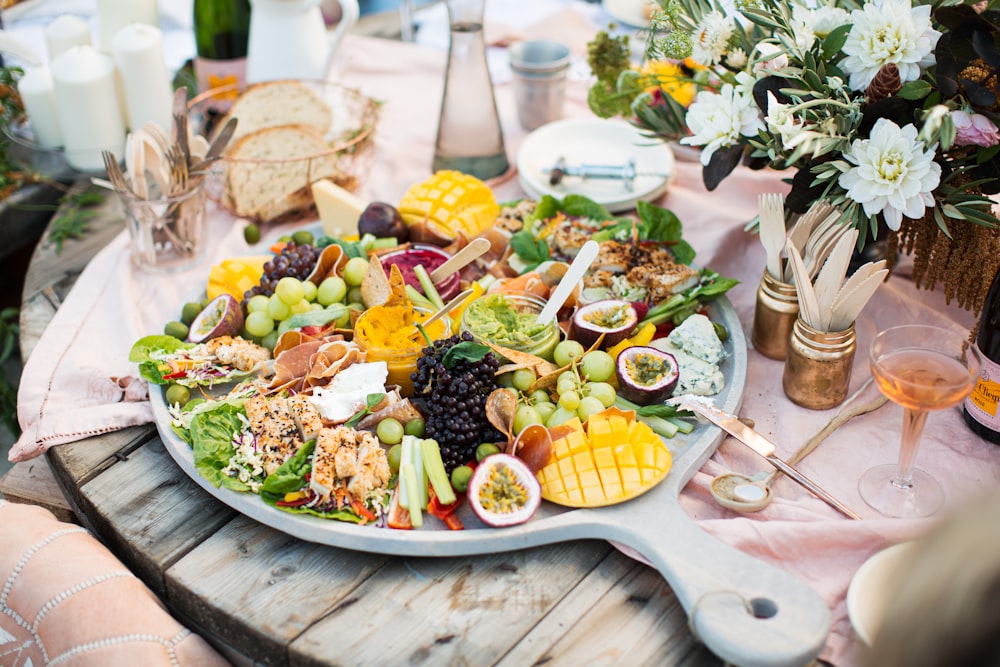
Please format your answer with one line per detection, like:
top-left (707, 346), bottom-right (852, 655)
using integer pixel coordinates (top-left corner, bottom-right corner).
top-left (397, 170), bottom-right (499, 244)
top-left (206, 255), bottom-right (272, 301)
top-left (536, 410), bottom-right (672, 507)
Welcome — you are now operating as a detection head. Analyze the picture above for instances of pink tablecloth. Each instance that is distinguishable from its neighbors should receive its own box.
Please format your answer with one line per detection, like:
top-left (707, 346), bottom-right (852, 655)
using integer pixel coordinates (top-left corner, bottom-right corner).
top-left (13, 29), bottom-right (1000, 667)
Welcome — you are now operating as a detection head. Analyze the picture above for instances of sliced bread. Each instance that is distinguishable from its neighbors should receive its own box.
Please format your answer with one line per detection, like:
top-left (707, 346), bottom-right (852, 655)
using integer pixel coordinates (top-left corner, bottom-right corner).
top-left (222, 80), bottom-right (331, 143)
top-left (224, 124), bottom-right (339, 221)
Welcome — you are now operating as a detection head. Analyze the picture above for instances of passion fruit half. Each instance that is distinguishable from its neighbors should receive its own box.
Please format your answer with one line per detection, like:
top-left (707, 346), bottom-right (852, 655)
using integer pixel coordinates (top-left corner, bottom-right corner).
top-left (571, 299), bottom-right (638, 350)
top-left (187, 294), bottom-right (244, 343)
top-left (615, 345), bottom-right (680, 405)
top-left (467, 453), bottom-right (541, 527)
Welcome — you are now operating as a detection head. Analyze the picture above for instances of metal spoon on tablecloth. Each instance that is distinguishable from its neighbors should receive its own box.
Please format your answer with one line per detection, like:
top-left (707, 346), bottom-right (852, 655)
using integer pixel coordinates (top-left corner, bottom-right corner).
top-left (709, 379), bottom-right (887, 513)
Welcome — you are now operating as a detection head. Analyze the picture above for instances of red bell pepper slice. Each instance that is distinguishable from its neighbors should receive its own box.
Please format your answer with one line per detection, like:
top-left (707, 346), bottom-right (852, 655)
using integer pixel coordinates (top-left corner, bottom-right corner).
top-left (163, 370), bottom-right (187, 380)
top-left (351, 499), bottom-right (376, 525)
top-left (386, 486), bottom-right (412, 530)
top-left (427, 487), bottom-right (464, 531)
top-left (276, 496), bottom-right (311, 508)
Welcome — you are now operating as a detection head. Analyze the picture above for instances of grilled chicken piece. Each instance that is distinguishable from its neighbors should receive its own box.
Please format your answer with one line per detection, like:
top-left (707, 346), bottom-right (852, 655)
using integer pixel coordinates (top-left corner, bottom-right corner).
top-left (245, 393), bottom-right (305, 475)
top-left (202, 335), bottom-right (271, 371)
top-left (347, 439), bottom-right (391, 501)
top-left (288, 394), bottom-right (323, 441)
top-left (310, 426), bottom-right (390, 505)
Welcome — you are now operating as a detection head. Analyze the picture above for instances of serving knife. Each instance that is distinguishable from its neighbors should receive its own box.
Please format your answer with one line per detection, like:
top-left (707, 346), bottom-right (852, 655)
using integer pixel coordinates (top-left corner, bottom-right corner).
top-left (668, 395), bottom-right (862, 520)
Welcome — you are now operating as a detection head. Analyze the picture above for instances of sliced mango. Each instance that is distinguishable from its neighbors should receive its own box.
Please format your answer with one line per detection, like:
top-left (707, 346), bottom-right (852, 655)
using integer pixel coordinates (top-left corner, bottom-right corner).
top-left (538, 409), bottom-right (672, 508)
top-left (206, 255), bottom-right (272, 301)
top-left (397, 170), bottom-right (499, 240)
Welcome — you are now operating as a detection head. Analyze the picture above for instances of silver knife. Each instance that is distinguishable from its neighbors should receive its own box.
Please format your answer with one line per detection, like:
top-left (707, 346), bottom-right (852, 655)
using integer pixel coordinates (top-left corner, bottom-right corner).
top-left (669, 395), bottom-right (862, 520)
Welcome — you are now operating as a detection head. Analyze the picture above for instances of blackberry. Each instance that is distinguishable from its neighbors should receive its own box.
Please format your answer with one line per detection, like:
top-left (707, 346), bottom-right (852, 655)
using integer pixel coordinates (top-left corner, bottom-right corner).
top-left (411, 333), bottom-right (502, 472)
top-left (241, 242), bottom-right (320, 305)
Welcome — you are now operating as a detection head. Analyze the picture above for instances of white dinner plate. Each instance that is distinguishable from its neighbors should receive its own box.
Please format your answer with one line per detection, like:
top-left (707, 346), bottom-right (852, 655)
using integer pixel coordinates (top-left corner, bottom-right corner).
top-left (601, 0), bottom-right (654, 29)
top-left (517, 118), bottom-right (674, 213)
top-left (847, 541), bottom-right (916, 645)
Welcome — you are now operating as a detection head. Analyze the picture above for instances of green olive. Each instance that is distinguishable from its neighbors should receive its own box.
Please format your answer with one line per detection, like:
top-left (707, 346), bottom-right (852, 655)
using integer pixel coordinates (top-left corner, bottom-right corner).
top-left (164, 321), bottom-right (189, 340)
top-left (165, 384), bottom-right (191, 407)
top-left (450, 465), bottom-right (474, 493)
top-left (475, 443), bottom-right (501, 462)
top-left (244, 223), bottom-right (261, 245)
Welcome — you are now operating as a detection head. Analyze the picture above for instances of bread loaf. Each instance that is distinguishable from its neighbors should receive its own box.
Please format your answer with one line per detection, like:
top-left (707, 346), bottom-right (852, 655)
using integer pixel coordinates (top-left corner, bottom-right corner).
top-left (224, 124), bottom-right (339, 221)
top-left (222, 80), bottom-right (331, 142)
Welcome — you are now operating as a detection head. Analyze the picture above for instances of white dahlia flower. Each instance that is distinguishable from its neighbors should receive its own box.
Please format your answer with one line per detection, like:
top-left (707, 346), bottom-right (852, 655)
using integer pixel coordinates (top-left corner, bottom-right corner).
top-left (680, 84), bottom-right (764, 165)
top-left (691, 10), bottom-right (735, 66)
top-left (838, 118), bottom-right (941, 230)
top-left (841, 0), bottom-right (940, 91)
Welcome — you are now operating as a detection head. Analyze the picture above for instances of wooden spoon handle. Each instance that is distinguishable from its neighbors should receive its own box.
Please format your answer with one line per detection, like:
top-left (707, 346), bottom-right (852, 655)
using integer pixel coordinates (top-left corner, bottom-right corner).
top-left (429, 237), bottom-right (491, 283)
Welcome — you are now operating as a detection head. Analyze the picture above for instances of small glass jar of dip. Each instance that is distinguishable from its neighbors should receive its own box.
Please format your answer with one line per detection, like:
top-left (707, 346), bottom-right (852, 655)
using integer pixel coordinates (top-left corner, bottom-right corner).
top-left (377, 243), bottom-right (461, 302)
top-left (461, 292), bottom-right (560, 362)
top-left (354, 304), bottom-right (451, 396)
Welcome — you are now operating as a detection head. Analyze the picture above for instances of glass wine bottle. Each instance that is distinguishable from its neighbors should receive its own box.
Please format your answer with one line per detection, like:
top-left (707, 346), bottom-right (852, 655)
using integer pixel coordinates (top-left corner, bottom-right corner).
top-left (193, 0), bottom-right (251, 105)
top-left (964, 264), bottom-right (1000, 444)
top-left (431, 0), bottom-right (509, 180)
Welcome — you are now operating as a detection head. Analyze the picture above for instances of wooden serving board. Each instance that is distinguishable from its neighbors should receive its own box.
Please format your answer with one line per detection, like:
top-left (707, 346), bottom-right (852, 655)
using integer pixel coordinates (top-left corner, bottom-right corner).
top-left (151, 299), bottom-right (830, 667)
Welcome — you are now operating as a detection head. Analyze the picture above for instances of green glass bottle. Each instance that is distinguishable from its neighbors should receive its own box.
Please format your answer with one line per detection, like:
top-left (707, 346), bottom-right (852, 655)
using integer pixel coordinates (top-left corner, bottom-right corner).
top-left (193, 0), bottom-right (251, 105)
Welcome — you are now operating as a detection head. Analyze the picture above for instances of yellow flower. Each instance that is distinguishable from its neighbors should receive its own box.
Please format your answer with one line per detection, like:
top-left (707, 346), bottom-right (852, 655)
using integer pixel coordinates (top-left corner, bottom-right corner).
top-left (640, 60), bottom-right (697, 108)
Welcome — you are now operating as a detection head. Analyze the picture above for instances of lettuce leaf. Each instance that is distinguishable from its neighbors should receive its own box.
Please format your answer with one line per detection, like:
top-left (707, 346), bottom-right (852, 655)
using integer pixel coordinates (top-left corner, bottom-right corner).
top-left (259, 440), bottom-right (366, 524)
top-left (189, 403), bottom-right (250, 492)
top-left (129, 335), bottom-right (193, 385)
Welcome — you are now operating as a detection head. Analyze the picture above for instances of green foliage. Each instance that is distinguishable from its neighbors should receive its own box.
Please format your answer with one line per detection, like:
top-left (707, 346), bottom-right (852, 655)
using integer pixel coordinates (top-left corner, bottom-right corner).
top-left (48, 189), bottom-right (104, 254)
top-left (0, 307), bottom-right (20, 437)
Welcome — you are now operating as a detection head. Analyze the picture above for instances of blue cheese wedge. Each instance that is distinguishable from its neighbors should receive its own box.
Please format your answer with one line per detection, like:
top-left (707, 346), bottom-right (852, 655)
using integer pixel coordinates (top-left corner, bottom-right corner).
top-left (651, 314), bottom-right (727, 396)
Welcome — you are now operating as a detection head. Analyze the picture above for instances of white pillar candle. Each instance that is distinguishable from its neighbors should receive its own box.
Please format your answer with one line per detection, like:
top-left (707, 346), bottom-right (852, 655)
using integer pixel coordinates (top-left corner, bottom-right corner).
top-left (111, 24), bottom-right (172, 132)
top-left (51, 45), bottom-right (126, 172)
top-left (96, 0), bottom-right (159, 52)
top-left (45, 15), bottom-right (91, 61)
top-left (18, 66), bottom-right (63, 148)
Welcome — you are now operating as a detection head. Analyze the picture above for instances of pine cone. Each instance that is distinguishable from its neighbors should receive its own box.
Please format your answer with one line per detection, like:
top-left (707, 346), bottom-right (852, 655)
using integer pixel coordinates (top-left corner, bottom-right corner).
top-left (866, 64), bottom-right (902, 102)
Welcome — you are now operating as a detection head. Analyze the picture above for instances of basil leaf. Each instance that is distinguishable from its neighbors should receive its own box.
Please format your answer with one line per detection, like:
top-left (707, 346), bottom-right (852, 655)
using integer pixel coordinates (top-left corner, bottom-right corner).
top-left (442, 341), bottom-right (491, 369)
top-left (510, 230), bottom-right (550, 267)
top-left (343, 392), bottom-right (388, 429)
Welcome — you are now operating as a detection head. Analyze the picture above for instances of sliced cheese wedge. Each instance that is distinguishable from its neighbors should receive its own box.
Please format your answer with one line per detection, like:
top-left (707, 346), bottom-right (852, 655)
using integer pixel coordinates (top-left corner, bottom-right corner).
top-left (312, 178), bottom-right (367, 239)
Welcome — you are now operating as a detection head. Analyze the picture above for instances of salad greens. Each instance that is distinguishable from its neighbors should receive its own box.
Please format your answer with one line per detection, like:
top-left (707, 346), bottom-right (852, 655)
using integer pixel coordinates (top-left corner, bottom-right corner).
top-left (189, 403), bottom-right (250, 492)
top-left (259, 440), bottom-right (367, 523)
top-left (129, 335), bottom-right (193, 384)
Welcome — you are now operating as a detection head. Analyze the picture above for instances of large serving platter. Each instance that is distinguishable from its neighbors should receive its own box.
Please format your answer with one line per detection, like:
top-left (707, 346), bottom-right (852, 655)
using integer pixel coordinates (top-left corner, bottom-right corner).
top-left (151, 291), bottom-right (831, 665)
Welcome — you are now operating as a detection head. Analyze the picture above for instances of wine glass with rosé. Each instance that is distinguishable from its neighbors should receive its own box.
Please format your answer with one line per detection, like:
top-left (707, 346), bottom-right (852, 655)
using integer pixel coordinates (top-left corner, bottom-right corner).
top-left (859, 324), bottom-right (983, 518)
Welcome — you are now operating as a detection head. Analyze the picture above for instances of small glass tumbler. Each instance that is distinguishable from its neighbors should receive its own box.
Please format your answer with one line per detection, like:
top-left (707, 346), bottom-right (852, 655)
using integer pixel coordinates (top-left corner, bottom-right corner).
top-left (751, 270), bottom-right (799, 360)
top-left (122, 181), bottom-right (207, 273)
top-left (782, 317), bottom-right (856, 409)
top-left (508, 40), bottom-right (571, 130)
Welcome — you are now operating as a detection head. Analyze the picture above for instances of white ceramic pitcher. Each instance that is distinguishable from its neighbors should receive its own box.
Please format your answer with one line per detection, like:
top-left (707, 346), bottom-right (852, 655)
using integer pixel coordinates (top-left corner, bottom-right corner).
top-left (246, 0), bottom-right (359, 83)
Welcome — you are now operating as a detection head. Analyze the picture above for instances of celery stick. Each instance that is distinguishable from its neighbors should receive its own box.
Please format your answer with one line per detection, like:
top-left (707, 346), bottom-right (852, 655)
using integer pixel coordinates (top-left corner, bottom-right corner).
top-left (666, 416), bottom-right (695, 434)
top-left (398, 436), bottom-right (414, 509)
top-left (414, 264), bottom-right (445, 309)
top-left (401, 463), bottom-right (423, 528)
top-left (412, 434), bottom-right (428, 508)
top-left (371, 237), bottom-right (398, 250)
top-left (406, 285), bottom-right (435, 310)
top-left (421, 438), bottom-right (456, 505)
top-left (359, 233), bottom-right (377, 251)
top-left (641, 415), bottom-right (679, 439)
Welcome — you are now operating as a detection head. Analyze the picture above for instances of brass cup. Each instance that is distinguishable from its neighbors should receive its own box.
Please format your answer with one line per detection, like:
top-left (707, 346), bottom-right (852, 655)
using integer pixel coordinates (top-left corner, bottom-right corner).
top-left (782, 317), bottom-right (856, 410)
top-left (752, 271), bottom-right (799, 360)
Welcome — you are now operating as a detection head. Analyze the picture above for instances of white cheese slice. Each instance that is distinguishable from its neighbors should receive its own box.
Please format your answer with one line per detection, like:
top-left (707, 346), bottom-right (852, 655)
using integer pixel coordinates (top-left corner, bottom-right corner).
top-left (308, 361), bottom-right (388, 422)
top-left (666, 314), bottom-right (727, 364)
top-left (311, 178), bottom-right (367, 239)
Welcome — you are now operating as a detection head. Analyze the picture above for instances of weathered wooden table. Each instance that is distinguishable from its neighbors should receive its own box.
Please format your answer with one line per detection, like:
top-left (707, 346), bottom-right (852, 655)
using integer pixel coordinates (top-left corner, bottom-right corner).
top-left (11, 183), bottom-right (729, 666)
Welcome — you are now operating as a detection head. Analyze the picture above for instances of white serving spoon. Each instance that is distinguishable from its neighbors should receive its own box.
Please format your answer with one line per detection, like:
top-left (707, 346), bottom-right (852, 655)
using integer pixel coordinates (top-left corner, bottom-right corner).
top-left (535, 240), bottom-right (600, 325)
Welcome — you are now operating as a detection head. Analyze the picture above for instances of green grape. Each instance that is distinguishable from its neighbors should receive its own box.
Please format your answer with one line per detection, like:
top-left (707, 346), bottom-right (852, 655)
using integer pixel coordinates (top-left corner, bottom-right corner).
top-left (245, 311), bottom-right (275, 337)
top-left (513, 405), bottom-right (542, 435)
top-left (475, 443), bottom-right (501, 461)
top-left (579, 350), bottom-right (615, 382)
top-left (180, 301), bottom-right (203, 325)
top-left (450, 465), bottom-right (474, 493)
top-left (267, 295), bottom-right (291, 321)
top-left (387, 444), bottom-right (403, 472)
top-left (347, 286), bottom-right (363, 305)
top-left (404, 418), bottom-right (426, 437)
top-left (343, 257), bottom-right (369, 287)
top-left (533, 401), bottom-right (557, 424)
top-left (301, 280), bottom-right (318, 302)
top-left (309, 303), bottom-right (324, 311)
top-left (291, 229), bottom-right (315, 246)
top-left (556, 376), bottom-right (578, 396)
top-left (376, 418), bottom-right (404, 445)
top-left (317, 276), bottom-right (347, 305)
top-left (347, 302), bottom-right (365, 312)
top-left (528, 389), bottom-right (550, 405)
top-left (497, 372), bottom-right (516, 389)
top-left (290, 299), bottom-right (312, 315)
top-left (511, 368), bottom-right (537, 392)
top-left (577, 396), bottom-right (605, 421)
top-left (275, 277), bottom-right (305, 305)
top-left (329, 304), bottom-right (351, 327)
top-left (558, 390), bottom-right (581, 411)
top-left (583, 381), bottom-right (617, 408)
top-left (165, 384), bottom-right (190, 407)
top-left (260, 330), bottom-right (279, 351)
top-left (553, 339), bottom-right (585, 367)
top-left (246, 294), bottom-right (270, 313)
top-left (546, 406), bottom-right (578, 427)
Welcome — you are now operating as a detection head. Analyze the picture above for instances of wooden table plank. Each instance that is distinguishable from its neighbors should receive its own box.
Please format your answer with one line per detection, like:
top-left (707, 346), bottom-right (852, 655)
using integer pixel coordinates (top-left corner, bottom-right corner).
top-left (165, 515), bottom-right (390, 667)
top-left (289, 541), bottom-right (611, 666)
top-left (76, 435), bottom-right (236, 597)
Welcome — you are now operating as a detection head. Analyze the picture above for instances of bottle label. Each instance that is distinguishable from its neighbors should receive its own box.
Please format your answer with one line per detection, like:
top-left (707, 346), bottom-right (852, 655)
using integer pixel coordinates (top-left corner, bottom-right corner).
top-left (966, 346), bottom-right (1000, 429)
top-left (193, 56), bottom-right (246, 112)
